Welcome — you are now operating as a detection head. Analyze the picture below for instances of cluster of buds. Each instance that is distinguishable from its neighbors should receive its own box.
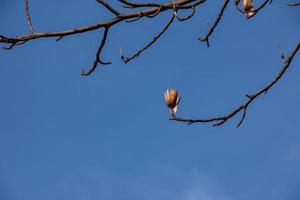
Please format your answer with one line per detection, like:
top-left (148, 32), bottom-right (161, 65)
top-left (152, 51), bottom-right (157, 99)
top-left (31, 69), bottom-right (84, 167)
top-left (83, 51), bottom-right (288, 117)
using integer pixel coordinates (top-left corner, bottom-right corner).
top-left (243, 0), bottom-right (255, 18)
top-left (164, 89), bottom-right (180, 116)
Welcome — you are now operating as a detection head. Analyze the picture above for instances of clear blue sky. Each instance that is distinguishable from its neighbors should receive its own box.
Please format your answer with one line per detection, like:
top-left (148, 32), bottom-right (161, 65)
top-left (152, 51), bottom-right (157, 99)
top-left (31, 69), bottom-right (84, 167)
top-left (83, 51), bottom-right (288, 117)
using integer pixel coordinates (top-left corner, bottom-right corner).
top-left (0, 1), bottom-right (300, 200)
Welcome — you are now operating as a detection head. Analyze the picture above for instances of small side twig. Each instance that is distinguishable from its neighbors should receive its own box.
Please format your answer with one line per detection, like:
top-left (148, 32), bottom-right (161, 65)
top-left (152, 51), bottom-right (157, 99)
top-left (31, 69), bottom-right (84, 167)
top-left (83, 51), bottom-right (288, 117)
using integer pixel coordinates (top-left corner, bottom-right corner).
top-left (125, 6), bottom-right (163, 22)
top-left (97, 0), bottom-right (120, 16)
top-left (81, 27), bottom-right (111, 76)
top-left (175, 6), bottom-right (196, 21)
top-left (120, 14), bottom-right (176, 63)
top-left (24, 0), bottom-right (35, 33)
top-left (3, 41), bottom-right (27, 50)
top-left (199, 0), bottom-right (230, 47)
top-left (278, 43), bottom-right (287, 63)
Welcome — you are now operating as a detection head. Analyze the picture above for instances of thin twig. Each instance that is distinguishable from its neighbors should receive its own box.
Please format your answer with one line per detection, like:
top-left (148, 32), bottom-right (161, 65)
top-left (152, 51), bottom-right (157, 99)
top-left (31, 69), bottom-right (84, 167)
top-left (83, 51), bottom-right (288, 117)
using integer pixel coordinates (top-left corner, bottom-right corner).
top-left (125, 6), bottom-right (163, 22)
top-left (81, 27), bottom-right (111, 76)
top-left (97, 0), bottom-right (120, 16)
top-left (120, 14), bottom-right (176, 63)
top-left (171, 41), bottom-right (300, 127)
top-left (175, 6), bottom-right (196, 21)
top-left (24, 0), bottom-right (35, 33)
top-left (199, 0), bottom-right (230, 47)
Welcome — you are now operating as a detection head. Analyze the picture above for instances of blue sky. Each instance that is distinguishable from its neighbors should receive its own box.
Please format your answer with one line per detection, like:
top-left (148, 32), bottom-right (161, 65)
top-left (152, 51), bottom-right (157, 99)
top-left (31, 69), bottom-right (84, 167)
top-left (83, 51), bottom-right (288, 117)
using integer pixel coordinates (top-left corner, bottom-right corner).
top-left (0, 1), bottom-right (300, 200)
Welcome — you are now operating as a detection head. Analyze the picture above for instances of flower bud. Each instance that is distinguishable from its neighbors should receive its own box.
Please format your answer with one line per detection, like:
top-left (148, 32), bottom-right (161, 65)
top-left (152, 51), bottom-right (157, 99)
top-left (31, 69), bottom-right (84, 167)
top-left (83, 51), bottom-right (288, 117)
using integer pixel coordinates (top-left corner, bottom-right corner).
top-left (243, 0), bottom-right (255, 18)
top-left (164, 89), bottom-right (180, 115)
top-left (243, 0), bottom-right (253, 11)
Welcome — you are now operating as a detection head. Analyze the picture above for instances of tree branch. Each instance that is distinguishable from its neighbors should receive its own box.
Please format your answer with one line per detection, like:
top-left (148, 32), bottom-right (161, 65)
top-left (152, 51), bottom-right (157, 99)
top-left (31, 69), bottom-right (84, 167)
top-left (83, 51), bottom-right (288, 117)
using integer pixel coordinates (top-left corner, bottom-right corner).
top-left (118, 0), bottom-right (162, 8)
top-left (81, 27), bottom-right (111, 76)
top-left (199, 0), bottom-right (230, 47)
top-left (174, 6), bottom-right (196, 21)
top-left (120, 14), bottom-right (176, 63)
top-left (0, 0), bottom-right (275, 76)
top-left (96, 0), bottom-right (120, 16)
top-left (0, 0), bottom-right (206, 48)
top-left (171, 41), bottom-right (300, 127)
top-left (24, 0), bottom-right (35, 33)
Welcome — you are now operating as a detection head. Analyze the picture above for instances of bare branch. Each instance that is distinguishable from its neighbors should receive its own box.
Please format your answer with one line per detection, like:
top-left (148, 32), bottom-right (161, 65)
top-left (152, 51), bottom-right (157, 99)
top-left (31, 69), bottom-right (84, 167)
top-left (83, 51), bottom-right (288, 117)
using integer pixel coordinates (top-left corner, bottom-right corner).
top-left (121, 14), bottom-right (176, 63)
top-left (199, 0), bottom-right (230, 47)
top-left (175, 6), bottom-right (196, 21)
top-left (118, 0), bottom-right (162, 8)
top-left (1, 0), bottom-right (210, 75)
top-left (81, 27), bottom-right (111, 76)
top-left (96, 0), bottom-right (120, 16)
top-left (0, 0), bottom-right (281, 80)
top-left (119, 0), bottom-right (206, 9)
top-left (24, 0), bottom-right (35, 33)
top-left (171, 41), bottom-right (300, 127)
top-left (0, 0), bottom-right (200, 45)
top-left (125, 6), bottom-right (163, 22)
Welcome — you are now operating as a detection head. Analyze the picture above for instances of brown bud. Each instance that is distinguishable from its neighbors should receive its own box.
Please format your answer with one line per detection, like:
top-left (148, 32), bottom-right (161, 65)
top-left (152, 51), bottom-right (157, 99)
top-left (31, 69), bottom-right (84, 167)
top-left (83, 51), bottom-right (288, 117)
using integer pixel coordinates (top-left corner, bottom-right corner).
top-left (243, 0), bottom-right (254, 11)
top-left (164, 89), bottom-right (180, 115)
top-left (243, 0), bottom-right (255, 19)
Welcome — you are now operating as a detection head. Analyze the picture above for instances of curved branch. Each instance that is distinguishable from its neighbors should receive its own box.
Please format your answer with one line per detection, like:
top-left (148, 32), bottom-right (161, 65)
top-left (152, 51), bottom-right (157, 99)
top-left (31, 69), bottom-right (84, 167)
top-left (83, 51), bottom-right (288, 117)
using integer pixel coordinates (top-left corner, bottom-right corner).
top-left (125, 6), bottom-right (163, 23)
top-left (171, 41), bottom-right (300, 127)
top-left (175, 6), bottom-right (196, 21)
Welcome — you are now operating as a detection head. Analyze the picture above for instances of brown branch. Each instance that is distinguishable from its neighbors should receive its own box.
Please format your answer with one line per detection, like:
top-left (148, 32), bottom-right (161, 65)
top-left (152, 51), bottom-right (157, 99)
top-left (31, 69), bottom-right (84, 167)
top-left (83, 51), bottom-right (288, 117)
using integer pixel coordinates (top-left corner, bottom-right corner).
top-left (119, 0), bottom-right (206, 9)
top-left (81, 27), bottom-right (111, 76)
top-left (118, 0), bottom-right (162, 8)
top-left (288, 1), bottom-right (300, 6)
top-left (24, 0), bottom-right (35, 33)
top-left (199, 0), bottom-right (230, 47)
top-left (120, 14), bottom-right (176, 63)
top-left (0, 0), bottom-right (271, 77)
top-left (175, 6), bottom-right (196, 21)
top-left (125, 6), bottom-right (163, 23)
top-left (0, 0), bottom-right (206, 75)
top-left (0, 0), bottom-right (199, 45)
top-left (171, 41), bottom-right (300, 127)
top-left (96, 0), bottom-right (120, 16)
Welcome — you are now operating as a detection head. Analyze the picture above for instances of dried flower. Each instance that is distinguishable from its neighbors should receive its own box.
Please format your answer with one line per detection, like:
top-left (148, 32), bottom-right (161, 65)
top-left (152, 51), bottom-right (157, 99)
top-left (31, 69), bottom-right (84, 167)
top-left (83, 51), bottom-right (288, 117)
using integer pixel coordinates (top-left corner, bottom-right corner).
top-left (243, 0), bottom-right (255, 18)
top-left (164, 89), bottom-right (180, 115)
top-left (243, 0), bottom-right (253, 11)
